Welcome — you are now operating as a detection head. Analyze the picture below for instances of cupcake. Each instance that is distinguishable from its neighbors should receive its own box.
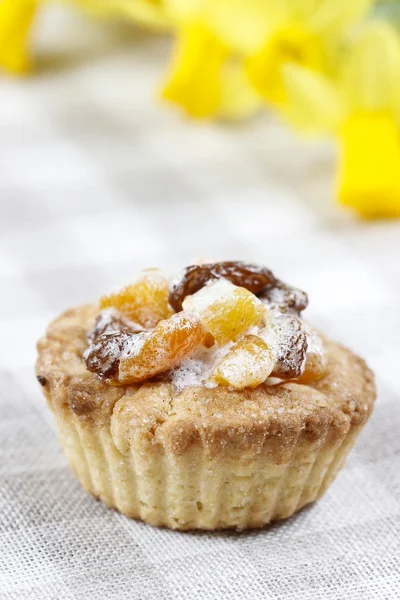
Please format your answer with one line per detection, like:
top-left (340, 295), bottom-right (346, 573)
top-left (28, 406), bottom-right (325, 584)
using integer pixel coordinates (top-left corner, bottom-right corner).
top-left (36, 261), bottom-right (375, 530)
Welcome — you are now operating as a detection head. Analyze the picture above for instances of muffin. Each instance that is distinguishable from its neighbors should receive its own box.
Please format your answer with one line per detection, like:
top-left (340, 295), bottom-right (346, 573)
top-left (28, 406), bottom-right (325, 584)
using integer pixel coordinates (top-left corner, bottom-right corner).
top-left (36, 261), bottom-right (375, 530)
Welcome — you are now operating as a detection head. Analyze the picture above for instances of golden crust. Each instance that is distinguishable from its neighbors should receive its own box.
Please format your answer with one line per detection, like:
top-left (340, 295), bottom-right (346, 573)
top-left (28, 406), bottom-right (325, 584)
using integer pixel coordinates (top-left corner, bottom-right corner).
top-left (36, 305), bottom-right (376, 462)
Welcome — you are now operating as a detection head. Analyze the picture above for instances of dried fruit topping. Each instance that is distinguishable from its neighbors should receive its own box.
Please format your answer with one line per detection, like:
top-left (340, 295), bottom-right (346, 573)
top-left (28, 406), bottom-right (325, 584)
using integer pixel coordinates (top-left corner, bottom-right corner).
top-left (37, 375), bottom-right (47, 387)
top-left (100, 269), bottom-right (172, 329)
top-left (87, 310), bottom-right (140, 344)
top-left (271, 315), bottom-right (308, 380)
top-left (297, 330), bottom-right (327, 384)
top-left (212, 335), bottom-right (275, 389)
top-left (85, 261), bottom-right (320, 390)
top-left (182, 279), bottom-right (266, 345)
top-left (261, 283), bottom-right (308, 314)
top-left (118, 312), bottom-right (207, 385)
top-left (84, 331), bottom-right (132, 381)
top-left (297, 351), bottom-right (327, 384)
top-left (169, 261), bottom-right (277, 312)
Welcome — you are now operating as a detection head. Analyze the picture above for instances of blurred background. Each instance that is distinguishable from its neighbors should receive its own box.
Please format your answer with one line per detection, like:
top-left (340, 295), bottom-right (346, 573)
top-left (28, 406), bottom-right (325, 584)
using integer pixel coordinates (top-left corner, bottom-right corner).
top-left (1, 2), bottom-right (400, 599)
top-left (2, 1), bottom-right (400, 373)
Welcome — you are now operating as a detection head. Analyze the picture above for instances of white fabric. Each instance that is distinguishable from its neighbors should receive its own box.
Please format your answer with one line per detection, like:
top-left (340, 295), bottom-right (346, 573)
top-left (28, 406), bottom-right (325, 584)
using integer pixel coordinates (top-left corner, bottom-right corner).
top-left (1, 8), bottom-right (399, 600)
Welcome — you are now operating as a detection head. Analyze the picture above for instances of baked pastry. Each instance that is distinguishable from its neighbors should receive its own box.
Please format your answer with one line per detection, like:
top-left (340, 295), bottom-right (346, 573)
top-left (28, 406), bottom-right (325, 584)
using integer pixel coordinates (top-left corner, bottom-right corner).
top-left (36, 261), bottom-right (375, 530)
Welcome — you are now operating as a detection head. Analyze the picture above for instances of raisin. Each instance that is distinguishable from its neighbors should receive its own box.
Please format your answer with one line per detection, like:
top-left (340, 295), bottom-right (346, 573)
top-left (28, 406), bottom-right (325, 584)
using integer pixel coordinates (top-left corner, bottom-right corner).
top-left (260, 282), bottom-right (308, 313)
top-left (37, 375), bottom-right (47, 387)
top-left (84, 331), bottom-right (131, 380)
top-left (169, 261), bottom-right (277, 311)
top-left (87, 311), bottom-right (136, 344)
top-left (272, 315), bottom-right (308, 380)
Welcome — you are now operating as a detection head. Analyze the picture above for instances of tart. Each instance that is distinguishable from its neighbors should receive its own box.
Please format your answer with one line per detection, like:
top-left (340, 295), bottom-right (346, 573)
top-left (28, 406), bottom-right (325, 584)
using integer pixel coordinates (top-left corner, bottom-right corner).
top-left (36, 261), bottom-right (375, 530)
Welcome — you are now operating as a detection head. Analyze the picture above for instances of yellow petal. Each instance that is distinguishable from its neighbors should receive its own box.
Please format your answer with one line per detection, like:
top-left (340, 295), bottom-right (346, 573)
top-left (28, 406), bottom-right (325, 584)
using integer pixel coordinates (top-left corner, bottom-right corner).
top-left (163, 0), bottom-right (204, 23)
top-left (247, 25), bottom-right (325, 105)
top-left (341, 21), bottom-right (400, 113)
top-left (306, 0), bottom-right (374, 36)
top-left (218, 61), bottom-right (263, 120)
top-left (205, 0), bottom-right (289, 55)
top-left (0, 0), bottom-right (37, 75)
top-left (337, 112), bottom-right (400, 219)
top-left (160, 23), bottom-right (227, 118)
top-left (281, 64), bottom-right (345, 133)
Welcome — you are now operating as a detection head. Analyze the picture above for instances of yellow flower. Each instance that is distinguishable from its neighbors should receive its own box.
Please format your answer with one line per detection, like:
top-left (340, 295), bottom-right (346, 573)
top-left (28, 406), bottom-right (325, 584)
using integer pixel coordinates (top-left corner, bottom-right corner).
top-left (160, 21), bottom-right (262, 119)
top-left (160, 0), bottom-right (264, 119)
top-left (282, 21), bottom-right (400, 218)
top-left (161, 0), bottom-right (374, 117)
top-left (0, 0), bottom-right (168, 76)
top-left (0, 0), bottom-right (37, 74)
top-left (246, 25), bottom-right (325, 105)
top-left (244, 0), bottom-right (375, 105)
top-left (161, 23), bottom-right (228, 118)
top-left (218, 61), bottom-right (263, 120)
top-left (338, 113), bottom-right (400, 218)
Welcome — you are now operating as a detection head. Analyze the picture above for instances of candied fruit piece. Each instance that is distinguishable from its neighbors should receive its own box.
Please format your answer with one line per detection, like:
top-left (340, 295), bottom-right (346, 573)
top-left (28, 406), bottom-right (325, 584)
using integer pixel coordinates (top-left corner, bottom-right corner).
top-left (118, 312), bottom-right (206, 384)
top-left (297, 351), bottom-right (327, 384)
top-left (169, 261), bottom-right (277, 311)
top-left (272, 315), bottom-right (308, 380)
top-left (261, 282), bottom-right (308, 314)
top-left (297, 331), bottom-right (327, 384)
top-left (182, 279), bottom-right (266, 345)
top-left (84, 331), bottom-right (131, 380)
top-left (100, 269), bottom-right (172, 329)
top-left (212, 335), bottom-right (275, 389)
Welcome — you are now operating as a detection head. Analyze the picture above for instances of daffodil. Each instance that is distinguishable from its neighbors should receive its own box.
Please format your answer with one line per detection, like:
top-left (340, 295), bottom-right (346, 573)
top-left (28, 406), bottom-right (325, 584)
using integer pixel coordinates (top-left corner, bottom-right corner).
top-left (0, 0), bottom-right (37, 74)
top-left (160, 2), bottom-right (263, 120)
top-left (160, 0), bottom-right (374, 118)
top-left (210, 0), bottom-right (374, 106)
top-left (161, 22), bottom-right (228, 118)
top-left (282, 21), bottom-right (400, 218)
top-left (0, 0), bottom-right (168, 76)
top-left (161, 23), bottom-right (262, 119)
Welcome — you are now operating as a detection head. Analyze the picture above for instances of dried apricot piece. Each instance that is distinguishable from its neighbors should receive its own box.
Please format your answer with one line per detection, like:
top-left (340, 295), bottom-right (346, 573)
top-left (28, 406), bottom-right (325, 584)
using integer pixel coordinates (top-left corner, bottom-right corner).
top-left (118, 312), bottom-right (206, 384)
top-left (271, 315), bottom-right (308, 380)
top-left (297, 351), bottom-right (327, 384)
top-left (182, 279), bottom-right (266, 345)
top-left (297, 331), bottom-right (327, 384)
top-left (212, 335), bottom-right (275, 389)
top-left (169, 261), bottom-right (277, 311)
top-left (100, 269), bottom-right (172, 329)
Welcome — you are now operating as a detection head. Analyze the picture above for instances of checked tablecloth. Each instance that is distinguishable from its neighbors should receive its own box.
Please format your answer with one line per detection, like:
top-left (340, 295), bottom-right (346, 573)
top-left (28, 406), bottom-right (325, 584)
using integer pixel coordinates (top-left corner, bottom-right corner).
top-left (1, 8), bottom-right (400, 600)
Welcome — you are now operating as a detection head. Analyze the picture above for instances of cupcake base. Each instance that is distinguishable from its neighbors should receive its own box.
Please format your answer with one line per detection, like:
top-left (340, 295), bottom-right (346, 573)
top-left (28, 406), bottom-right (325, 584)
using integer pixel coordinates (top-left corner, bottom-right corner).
top-left (37, 305), bottom-right (376, 530)
top-left (52, 404), bottom-right (361, 529)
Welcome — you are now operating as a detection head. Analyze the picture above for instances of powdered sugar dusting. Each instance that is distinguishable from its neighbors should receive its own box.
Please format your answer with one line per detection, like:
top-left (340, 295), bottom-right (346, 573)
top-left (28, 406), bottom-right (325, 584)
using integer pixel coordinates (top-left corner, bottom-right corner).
top-left (171, 344), bottom-right (231, 391)
top-left (121, 332), bottom-right (148, 359)
top-left (305, 323), bottom-right (325, 356)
